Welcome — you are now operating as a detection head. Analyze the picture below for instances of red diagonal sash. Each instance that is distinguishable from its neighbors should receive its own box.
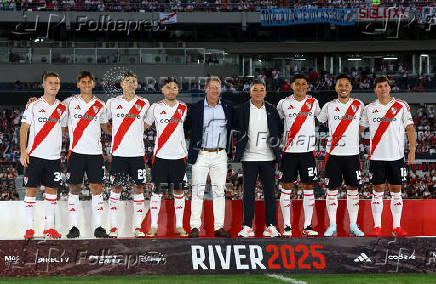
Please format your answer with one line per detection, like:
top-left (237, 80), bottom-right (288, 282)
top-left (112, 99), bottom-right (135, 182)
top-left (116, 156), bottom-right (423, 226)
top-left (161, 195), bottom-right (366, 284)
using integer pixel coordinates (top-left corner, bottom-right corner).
top-left (111, 99), bottom-right (146, 157)
top-left (68, 100), bottom-right (104, 159)
top-left (369, 101), bottom-right (403, 159)
top-left (28, 103), bottom-right (66, 156)
top-left (152, 103), bottom-right (187, 164)
top-left (324, 100), bottom-right (361, 164)
top-left (283, 97), bottom-right (315, 153)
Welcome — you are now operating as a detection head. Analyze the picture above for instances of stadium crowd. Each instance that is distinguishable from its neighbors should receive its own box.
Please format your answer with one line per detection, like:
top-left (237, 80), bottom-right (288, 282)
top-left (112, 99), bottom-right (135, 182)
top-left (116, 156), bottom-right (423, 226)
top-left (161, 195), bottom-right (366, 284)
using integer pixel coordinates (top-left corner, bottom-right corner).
top-left (0, 0), bottom-right (433, 12)
top-left (0, 100), bottom-right (434, 200)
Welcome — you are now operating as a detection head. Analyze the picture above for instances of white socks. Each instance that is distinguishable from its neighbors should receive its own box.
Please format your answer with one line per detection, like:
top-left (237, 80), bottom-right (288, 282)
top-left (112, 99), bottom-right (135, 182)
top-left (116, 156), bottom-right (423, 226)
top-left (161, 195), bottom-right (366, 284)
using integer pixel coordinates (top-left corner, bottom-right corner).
top-left (68, 193), bottom-right (79, 227)
top-left (133, 193), bottom-right (145, 229)
top-left (303, 189), bottom-right (315, 228)
top-left (24, 196), bottom-right (36, 229)
top-left (91, 194), bottom-right (104, 229)
top-left (347, 189), bottom-right (360, 225)
top-left (44, 193), bottom-right (58, 229)
top-left (390, 191), bottom-right (403, 228)
top-left (174, 193), bottom-right (185, 228)
top-left (150, 193), bottom-right (162, 228)
top-left (279, 184), bottom-right (292, 227)
top-left (109, 191), bottom-right (121, 229)
top-left (371, 190), bottom-right (384, 228)
top-left (326, 190), bottom-right (338, 226)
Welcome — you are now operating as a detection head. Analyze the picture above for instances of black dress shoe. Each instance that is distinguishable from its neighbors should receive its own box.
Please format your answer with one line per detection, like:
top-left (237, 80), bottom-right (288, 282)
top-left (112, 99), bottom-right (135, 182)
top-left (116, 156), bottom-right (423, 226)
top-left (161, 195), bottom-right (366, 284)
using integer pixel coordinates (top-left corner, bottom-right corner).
top-left (214, 228), bottom-right (230, 238)
top-left (94, 226), bottom-right (110, 238)
top-left (189, 228), bottom-right (199, 238)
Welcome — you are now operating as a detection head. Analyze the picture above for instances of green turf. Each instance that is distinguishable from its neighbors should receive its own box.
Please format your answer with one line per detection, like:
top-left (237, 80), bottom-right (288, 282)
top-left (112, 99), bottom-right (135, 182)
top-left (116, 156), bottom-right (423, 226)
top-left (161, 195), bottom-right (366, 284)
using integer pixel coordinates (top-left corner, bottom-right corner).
top-left (1, 274), bottom-right (436, 284)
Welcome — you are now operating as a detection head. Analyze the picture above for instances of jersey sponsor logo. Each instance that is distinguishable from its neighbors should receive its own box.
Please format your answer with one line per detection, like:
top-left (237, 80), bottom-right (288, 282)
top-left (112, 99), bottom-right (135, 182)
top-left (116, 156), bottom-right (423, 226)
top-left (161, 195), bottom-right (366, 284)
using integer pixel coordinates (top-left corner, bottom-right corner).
top-left (38, 117), bottom-right (61, 122)
top-left (116, 113), bottom-right (141, 119)
top-left (116, 105), bottom-right (123, 109)
top-left (73, 113), bottom-right (98, 121)
top-left (288, 112), bottom-right (313, 118)
top-left (24, 177), bottom-right (28, 185)
top-left (334, 115), bottom-right (357, 120)
top-left (372, 117), bottom-right (397, 122)
top-left (160, 118), bottom-right (183, 124)
top-left (75, 105), bottom-right (81, 110)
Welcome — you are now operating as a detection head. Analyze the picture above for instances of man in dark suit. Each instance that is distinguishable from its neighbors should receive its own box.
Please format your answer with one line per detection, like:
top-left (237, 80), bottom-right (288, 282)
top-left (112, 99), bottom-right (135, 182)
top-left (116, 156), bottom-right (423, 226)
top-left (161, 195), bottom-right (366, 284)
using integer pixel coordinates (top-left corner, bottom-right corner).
top-left (233, 79), bottom-right (282, 237)
top-left (185, 76), bottom-right (233, 238)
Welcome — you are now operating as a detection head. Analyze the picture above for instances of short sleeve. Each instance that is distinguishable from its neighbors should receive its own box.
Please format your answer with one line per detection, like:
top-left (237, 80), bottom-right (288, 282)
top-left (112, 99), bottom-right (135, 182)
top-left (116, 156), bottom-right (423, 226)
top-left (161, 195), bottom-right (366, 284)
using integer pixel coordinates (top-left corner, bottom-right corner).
top-left (99, 102), bottom-right (108, 124)
top-left (313, 99), bottom-right (321, 117)
top-left (317, 102), bottom-right (328, 123)
top-left (21, 103), bottom-right (33, 125)
top-left (402, 103), bottom-right (414, 128)
top-left (143, 99), bottom-right (151, 122)
top-left (277, 99), bottom-right (285, 119)
top-left (360, 106), bottom-right (369, 128)
top-left (144, 103), bottom-right (156, 126)
top-left (106, 99), bottom-right (113, 121)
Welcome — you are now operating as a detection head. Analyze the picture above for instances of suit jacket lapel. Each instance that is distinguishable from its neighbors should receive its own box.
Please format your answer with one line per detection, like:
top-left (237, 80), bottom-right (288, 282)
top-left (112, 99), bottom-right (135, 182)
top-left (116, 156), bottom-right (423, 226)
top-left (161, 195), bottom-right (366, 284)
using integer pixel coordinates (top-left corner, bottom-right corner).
top-left (266, 103), bottom-right (273, 133)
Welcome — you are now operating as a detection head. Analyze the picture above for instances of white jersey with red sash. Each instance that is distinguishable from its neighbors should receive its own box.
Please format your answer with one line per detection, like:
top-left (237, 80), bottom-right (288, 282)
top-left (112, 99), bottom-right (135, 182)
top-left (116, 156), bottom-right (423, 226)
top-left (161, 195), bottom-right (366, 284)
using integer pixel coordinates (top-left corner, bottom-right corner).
top-left (277, 95), bottom-right (321, 153)
top-left (318, 98), bottom-right (364, 160)
top-left (63, 95), bottom-right (107, 156)
top-left (106, 95), bottom-right (150, 157)
top-left (145, 100), bottom-right (187, 162)
top-left (21, 98), bottom-right (67, 160)
top-left (360, 98), bottom-right (413, 161)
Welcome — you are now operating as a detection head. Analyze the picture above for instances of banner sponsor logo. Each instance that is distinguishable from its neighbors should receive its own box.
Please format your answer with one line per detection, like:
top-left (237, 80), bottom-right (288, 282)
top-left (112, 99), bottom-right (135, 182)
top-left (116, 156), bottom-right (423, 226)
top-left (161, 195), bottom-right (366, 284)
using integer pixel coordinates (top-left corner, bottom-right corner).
top-left (191, 244), bottom-right (326, 270)
top-left (4, 256), bottom-right (20, 266)
top-left (358, 7), bottom-right (409, 20)
top-left (260, 8), bottom-right (356, 26)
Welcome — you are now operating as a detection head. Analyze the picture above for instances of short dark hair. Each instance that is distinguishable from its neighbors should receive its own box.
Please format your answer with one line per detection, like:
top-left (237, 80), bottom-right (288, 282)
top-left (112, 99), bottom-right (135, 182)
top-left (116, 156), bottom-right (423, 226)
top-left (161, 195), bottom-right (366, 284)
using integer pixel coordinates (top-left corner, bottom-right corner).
top-left (250, 79), bottom-right (266, 89)
top-left (335, 74), bottom-right (352, 84)
top-left (292, 74), bottom-right (307, 82)
top-left (122, 71), bottom-right (137, 80)
top-left (374, 75), bottom-right (390, 86)
top-left (206, 76), bottom-right (221, 87)
top-left (42, 71), bottom-right (60, 82)
top-left (161, 77), bottom-right (179, 87)
top-left (77, 71), bottom-right (95, 82)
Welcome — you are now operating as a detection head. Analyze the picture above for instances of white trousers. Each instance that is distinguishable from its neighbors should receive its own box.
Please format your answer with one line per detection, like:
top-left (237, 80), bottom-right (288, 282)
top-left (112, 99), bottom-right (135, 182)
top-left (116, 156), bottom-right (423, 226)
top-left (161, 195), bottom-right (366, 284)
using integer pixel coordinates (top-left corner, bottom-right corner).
top-left (190, 150), bottom-right (227, 230)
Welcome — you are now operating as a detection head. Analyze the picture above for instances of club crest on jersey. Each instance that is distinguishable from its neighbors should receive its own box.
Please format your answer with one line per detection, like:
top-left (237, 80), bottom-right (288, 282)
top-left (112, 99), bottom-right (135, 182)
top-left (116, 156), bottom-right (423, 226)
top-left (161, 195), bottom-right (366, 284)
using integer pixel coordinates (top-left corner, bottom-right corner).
top-left (177, 109), bottom-right (183, 116)
top-left (93, 106), bottom-right (99, 113)
top-left (135, 104), bottom-right (141, 111)
top-left (57, 109), bottom-right (63, 116)
top-left (351, 105), bottom-right (357, 112)
top-left (24, 177), bottom-right (28, 185)
top-left (391, 107), bottom-right (397, 114)
top-left (306, 102), bottom-right (312, 108)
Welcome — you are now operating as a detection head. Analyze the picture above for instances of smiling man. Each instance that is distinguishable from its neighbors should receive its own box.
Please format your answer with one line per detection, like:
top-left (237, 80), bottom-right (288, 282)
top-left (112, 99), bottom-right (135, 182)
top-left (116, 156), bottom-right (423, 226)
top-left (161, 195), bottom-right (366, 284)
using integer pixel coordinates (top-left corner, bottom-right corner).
top-left (360, 75), bottom-right (416, 237)
top-left (317, 74), bottom-right (365, 237)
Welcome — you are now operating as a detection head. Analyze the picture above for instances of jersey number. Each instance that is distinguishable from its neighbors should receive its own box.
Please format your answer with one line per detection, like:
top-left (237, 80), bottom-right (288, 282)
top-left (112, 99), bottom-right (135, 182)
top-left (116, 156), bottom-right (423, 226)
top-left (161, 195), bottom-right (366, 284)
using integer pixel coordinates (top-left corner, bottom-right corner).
top-left (53, 172), bottom-right (62, 182)
top-left (137, 169), bottom-right (146, 180)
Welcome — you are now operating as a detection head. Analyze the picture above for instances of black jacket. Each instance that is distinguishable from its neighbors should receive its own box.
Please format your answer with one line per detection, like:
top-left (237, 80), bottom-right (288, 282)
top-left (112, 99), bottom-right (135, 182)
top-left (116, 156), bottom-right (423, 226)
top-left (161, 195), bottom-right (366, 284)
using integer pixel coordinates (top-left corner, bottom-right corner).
top-left (185, 98), bottom-right (233, 164)
top-left (232, 100), bottom-right (282, 163)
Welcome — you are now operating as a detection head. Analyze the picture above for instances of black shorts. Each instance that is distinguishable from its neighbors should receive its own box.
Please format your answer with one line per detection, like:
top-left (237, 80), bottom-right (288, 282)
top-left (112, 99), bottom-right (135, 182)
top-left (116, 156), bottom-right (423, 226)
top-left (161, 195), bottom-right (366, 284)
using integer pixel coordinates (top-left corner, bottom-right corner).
top-left (67, 152), bottom-right (104, 184)
top-left (370, 158), bottom-right (407, 186)
top-left (152, 157), bottom-right (187, 192)
top-left (325, 155), bottom-right (362, 189)
top-left (24, 157), bottom-right (61, 188)
top-left (280, 151), bottom-right (318, 184)
top-left (110, 156), bottom-right (146, 186)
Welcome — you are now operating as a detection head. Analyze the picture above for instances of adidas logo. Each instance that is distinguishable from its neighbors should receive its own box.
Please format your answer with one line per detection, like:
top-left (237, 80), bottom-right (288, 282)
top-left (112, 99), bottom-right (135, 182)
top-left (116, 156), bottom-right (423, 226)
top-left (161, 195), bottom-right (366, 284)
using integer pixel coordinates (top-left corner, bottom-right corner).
top-left (329, 202), bottom-right (337, 206)
top-left (288, 105), bottom-right (294, 109)
top-left (394, 202), bottom-right (402, 206)
top-left (175, 206), bottom-right (183, 210)
top-left (354, 253), bottom-right (371, 263)
top-left (97, 207), bottom-right (103, 211)
top-left (334, 107), bottom-right (340, 111)
top-left (160, 110), bottom-right (167, 115)
top-left (69, 208), bottom-right (76, 212)
top-left (137, 209), bottom-right (143, 213)
top-left (75, 105), bottom-right (81, 110)
top-left (39, 109), bottom-right (46, 113)
top-left (116, 105), bottom-right (123, 109)
top-left (372, 109), bottom-right (379, 113)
